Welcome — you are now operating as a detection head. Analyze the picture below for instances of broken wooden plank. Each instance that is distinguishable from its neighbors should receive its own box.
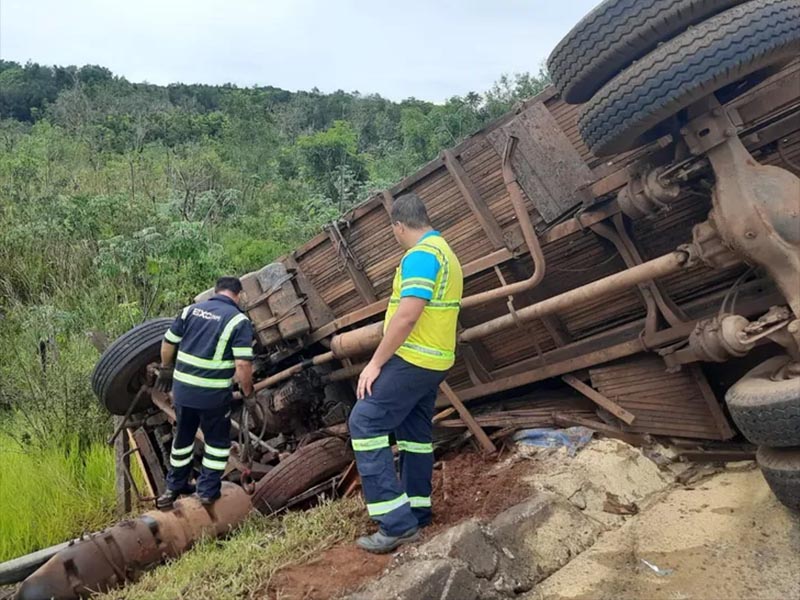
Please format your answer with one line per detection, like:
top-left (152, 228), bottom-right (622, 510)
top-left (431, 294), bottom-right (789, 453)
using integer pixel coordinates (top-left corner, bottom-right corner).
top-left (114, 417), bottom-right (132, 516)
top-left (562, 374), bottom-right (637, 425)
top-left (439, 382), bottom-right (497, 454)
top-left (131, 427), bottom-right (167, 496)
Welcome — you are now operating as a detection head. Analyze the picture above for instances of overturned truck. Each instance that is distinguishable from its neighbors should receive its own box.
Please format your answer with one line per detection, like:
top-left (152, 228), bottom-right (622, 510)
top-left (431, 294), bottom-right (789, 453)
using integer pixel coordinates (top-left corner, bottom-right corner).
top-left (13, 0), bottom-right (800, 597)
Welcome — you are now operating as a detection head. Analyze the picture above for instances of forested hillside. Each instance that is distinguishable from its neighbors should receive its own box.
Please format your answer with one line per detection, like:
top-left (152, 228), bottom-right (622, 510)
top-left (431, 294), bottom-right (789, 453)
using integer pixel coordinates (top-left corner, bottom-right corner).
top-left (0, 59), bottom-right (548, 559)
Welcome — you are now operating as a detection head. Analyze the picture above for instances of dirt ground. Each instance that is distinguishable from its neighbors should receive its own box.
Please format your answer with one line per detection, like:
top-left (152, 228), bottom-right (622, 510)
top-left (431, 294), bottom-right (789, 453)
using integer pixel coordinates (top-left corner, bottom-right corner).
top-left (267, 449), bottom-right (537, 599)
top-left (529, 464), bottom-right (800, 600)
top-left (268, 440), bottom-right (800, 600)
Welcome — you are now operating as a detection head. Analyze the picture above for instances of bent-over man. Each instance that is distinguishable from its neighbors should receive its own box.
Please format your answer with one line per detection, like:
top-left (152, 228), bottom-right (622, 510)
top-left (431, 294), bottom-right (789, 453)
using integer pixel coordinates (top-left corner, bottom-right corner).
top-left (155, 276), bottom-right (255, 508)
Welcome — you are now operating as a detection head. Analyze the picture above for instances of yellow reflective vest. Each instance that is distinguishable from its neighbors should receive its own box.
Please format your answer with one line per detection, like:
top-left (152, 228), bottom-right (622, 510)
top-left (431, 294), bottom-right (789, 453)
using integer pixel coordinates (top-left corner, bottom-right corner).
top-left (384, 232), bottom-right (463, 371)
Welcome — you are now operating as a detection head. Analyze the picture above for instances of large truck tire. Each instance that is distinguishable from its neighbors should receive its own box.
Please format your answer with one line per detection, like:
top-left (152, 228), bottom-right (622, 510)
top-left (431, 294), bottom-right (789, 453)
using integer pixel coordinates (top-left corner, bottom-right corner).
top-left (578, 0), bottom-right (800, 156)
top-left (725, 356), bottom-right (800, 447)
top-left (757, 446), bottom-right (800, 513)
top-left (251, 437), bottom-right (352, 515)
top-left (91, 318), bottom-right (172, 415)
top-left (547, 0), bottom-right (746, 105)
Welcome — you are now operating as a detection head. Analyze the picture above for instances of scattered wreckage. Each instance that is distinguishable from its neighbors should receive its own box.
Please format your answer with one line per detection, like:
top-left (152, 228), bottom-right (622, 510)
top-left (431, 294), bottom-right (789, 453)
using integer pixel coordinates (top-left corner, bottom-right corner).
top-left (7, 0), bottom-right (800, 597)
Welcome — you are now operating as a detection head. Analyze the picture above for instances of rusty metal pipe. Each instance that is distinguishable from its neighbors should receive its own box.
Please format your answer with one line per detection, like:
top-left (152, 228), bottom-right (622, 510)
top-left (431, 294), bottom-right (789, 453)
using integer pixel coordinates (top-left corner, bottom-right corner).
top-left (460, 250), bottom-right (689, 343)
top-left (17, 483), bottom-right (251, 600)
top-left (322, 363), bottom-right (367, 383)
top-left (248, 350), bottom-right (336, 394)
top-left (461, 136), bottom-right (546, 309)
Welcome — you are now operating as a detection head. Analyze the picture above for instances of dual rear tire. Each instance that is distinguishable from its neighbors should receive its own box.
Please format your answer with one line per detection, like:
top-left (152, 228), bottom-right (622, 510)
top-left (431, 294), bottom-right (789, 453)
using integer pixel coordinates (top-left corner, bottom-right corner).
top-left (548, 0), bottom-right (800, 156)
top-left (726, 356), bottom-right (800, 513)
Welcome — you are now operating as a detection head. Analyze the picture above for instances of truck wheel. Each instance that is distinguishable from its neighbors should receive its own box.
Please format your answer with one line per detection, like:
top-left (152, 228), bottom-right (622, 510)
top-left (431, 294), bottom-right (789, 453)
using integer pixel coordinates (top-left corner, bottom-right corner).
top-left (251, 437), bottom-right (352, 514)
top-left (725, 355), bottom-right (800, 447)
top-left (547, 0), bottom-right (746, 105)
top-left (91, 318), bottom-right (172, 415)
top-left (578, 0), bottom-right (800, 156)
top-left (757, 446), bottom-right (800, 513)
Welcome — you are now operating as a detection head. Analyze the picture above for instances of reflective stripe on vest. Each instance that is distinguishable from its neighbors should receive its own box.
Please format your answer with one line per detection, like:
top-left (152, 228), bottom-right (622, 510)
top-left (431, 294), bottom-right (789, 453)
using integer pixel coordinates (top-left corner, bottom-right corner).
top-left (177, 351), bottom-right (235, 370)
top-left (174, 370), bottom-right (232, 389)
top-left (214, 313), bottom-right (248, 360)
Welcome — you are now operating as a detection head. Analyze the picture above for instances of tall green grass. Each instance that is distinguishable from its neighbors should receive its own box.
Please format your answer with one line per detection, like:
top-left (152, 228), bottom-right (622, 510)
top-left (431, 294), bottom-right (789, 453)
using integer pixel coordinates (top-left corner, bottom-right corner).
top-left (0, 434), bottom-right (117, 561)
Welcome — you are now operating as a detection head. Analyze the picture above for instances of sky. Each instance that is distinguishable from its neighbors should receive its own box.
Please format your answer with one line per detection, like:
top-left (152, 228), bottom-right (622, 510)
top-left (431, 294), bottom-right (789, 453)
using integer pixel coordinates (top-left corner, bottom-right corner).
top-left (0, 0), bottom-right (600, 102)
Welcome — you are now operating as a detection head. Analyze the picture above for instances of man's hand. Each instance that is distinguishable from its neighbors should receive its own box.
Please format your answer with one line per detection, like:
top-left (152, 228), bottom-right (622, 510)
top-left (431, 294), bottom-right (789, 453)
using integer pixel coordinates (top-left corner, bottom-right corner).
top-left (357, 361), bottom-right (381, 400)
top-left (154, 364), bottom-right (174, 393)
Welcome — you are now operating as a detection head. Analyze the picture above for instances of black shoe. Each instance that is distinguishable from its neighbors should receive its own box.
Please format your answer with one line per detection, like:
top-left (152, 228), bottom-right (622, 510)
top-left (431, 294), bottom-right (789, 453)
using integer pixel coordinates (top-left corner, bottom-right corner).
top-left (198, 493), bottom-right (221, 506)
top-left (156, 490), bottom-right (180, 509)
top-left (155, 485), bottom-right (195, 510)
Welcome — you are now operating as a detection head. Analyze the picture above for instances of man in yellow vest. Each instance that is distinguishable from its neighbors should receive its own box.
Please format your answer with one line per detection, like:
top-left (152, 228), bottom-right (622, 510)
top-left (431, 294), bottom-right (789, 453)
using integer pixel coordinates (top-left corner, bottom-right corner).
top-left (349, 192), bottom-right (463, 553)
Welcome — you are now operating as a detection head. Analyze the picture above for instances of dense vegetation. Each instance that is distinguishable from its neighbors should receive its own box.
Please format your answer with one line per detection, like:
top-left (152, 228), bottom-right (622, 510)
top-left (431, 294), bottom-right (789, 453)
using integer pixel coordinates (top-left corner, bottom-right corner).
top-left (0, 59), bottom-right (549, 558)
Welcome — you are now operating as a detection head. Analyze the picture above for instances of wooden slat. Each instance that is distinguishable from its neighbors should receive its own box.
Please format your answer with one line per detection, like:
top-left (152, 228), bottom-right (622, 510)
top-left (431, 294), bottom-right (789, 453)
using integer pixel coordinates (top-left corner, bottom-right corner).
top-left (561, 374), bottom-right (637, 425)
top-left (442, 149), bottom-right (506, 249)
top-left (439, 382), bottom-right (497, 454)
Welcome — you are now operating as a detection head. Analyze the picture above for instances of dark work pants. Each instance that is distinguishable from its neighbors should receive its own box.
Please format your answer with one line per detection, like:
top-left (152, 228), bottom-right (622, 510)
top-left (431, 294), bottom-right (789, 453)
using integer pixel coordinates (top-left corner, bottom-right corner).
top-left (348, 356), bottom-right (447, 536)
top-left (165, 404), bottom-right (231, 499)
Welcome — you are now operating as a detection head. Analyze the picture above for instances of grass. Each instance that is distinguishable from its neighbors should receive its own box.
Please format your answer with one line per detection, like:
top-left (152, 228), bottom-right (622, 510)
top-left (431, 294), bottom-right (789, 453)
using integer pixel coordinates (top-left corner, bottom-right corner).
top-left (105, 497), bottom-right (369, 600)
top-left (0, 433), bottom-right (117, 562)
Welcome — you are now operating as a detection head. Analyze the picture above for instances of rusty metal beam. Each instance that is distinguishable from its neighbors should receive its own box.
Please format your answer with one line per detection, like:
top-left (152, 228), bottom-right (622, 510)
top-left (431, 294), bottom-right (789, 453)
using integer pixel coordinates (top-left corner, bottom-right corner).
top-left (442, 148), bottom-right (507, 249)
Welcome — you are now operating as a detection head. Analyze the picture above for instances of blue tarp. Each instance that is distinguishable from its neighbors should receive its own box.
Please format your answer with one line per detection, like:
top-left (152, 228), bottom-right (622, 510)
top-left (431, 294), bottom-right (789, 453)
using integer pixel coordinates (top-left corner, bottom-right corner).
top-left (513, 427), bottom-right (594, 456)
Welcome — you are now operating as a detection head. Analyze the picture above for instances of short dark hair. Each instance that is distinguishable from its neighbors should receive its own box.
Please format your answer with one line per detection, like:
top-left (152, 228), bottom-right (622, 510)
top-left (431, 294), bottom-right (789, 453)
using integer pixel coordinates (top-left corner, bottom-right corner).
top-left (215, 276), bottom-right (242, 295)
top-left (391, 192), bottom-right (432, 229)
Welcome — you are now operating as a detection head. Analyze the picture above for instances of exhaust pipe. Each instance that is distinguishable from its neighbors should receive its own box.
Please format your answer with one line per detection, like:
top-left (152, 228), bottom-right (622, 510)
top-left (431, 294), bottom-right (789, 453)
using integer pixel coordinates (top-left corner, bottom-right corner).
top-left (16, 483), bottom-right (251, 600)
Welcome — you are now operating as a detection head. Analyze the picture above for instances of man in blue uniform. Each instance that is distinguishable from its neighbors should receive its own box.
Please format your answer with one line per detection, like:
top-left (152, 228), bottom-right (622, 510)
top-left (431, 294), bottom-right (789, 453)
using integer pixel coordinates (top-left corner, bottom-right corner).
top-left (154, 276), bottom-right (255, 508)
top-left (349, 193), bottom-right (463, 553)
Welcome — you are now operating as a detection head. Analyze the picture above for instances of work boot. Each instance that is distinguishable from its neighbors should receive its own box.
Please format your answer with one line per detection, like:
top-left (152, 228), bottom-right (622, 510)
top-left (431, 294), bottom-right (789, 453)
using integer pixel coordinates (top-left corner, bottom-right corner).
top-left (197, 493), bottom-right (221, 506)
top-left (356, 527), bottom-right (420, 554)
top-left (155, 484), bottom-right (195, 509)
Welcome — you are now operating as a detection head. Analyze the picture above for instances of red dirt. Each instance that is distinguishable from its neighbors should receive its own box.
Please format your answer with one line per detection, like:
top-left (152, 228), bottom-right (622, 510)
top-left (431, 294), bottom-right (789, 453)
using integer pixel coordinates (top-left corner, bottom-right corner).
top-left (266, 449), bottom-right (537, 600)
top-left (268, 546), bottom-right (392, 600)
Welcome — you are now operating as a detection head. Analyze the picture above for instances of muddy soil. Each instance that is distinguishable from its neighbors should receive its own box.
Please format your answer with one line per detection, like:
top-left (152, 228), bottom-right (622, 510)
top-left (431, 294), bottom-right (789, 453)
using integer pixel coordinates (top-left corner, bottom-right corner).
top-left (266, 449), bottom-right (537, 600)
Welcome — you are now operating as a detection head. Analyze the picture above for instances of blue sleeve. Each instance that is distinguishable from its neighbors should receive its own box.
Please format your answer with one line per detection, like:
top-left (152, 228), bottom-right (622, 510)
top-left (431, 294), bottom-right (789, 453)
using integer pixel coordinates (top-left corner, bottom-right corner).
top-left (399, 250), bottom-right (441, 300)
top-left (164, 307), bottom-right (189, 344)
top-left (231, 318), bottom-right (255, 360)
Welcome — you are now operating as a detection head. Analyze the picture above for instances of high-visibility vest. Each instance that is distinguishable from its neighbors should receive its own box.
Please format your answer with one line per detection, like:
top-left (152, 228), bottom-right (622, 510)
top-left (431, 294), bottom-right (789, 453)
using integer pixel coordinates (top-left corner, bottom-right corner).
top-left (385, 233), bottom-right (463, 371)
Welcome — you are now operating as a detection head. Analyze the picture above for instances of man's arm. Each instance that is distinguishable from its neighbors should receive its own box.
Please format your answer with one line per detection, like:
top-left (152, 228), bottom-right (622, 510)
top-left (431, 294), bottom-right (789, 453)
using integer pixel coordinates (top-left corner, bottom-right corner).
top-left (160, 340), bottom-right (177, 366)
top-left (357, 297), bottom-right (425, 399)
top-left (357, 247), bottom-right (440, 399)
top-left (235, 360), bottom-right (254, 397)
top-left (231, 317), bottom-right (256, 399)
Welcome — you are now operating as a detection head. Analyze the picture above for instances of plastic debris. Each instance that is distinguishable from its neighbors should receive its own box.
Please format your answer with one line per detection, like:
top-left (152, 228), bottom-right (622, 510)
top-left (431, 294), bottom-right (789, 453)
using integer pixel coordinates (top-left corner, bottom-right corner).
top-left (640, 558), bottom-right (674, 577)
top-left (513, 427), bottom-right (594, 456)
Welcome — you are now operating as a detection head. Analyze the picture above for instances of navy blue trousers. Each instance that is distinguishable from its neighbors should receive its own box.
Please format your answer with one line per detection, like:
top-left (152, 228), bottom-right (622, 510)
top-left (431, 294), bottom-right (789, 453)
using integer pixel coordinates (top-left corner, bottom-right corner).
top-left (165, 404), bottom-right (232, 498)
top-left (348, 356), bottom-right (447, 536)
